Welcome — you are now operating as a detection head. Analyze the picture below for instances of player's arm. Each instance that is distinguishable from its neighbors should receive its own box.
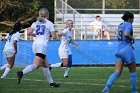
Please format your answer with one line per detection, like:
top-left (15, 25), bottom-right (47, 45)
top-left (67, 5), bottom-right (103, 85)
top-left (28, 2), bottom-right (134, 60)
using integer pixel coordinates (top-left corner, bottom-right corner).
top-left (3, 37), bottom-right (7, 44)
top-left (51, 31), bottom-right (57, 39)
top-left (124, 25), bottom-right (134, 44)
top-left (13, 33), bottom-right (20, 54)
top-left (27, 27), bottom-right (36, 37)
top-left (70, 39), bottom-right (79, 48)
top-left (13, 40), bottom-right (17, 54)
top-left (3, 34), bottom-right (8, 44)
top-left (124, 31), bottom-right (134, 44)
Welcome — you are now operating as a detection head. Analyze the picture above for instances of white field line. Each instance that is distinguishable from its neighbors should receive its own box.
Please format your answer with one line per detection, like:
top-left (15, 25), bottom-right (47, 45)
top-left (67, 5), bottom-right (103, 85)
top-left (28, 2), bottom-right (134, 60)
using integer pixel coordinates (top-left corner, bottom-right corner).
top-left (6, 78), bottom-right (131, 88)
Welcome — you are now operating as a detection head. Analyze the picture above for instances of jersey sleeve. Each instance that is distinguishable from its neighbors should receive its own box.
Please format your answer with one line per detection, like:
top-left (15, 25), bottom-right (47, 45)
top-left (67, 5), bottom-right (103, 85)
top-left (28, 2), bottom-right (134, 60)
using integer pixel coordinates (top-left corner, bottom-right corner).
top-left (31, 22), bottom-right (36, 30)
top-left (63, 29), bottom-right (68, 34)
top-left (49, 22), bottom-right (55, 32)
top-left (124, 23), bottom-right (132, 34)
top-left (14, 32), bottom-right (20, 41)
top-left (5, 34), bottom-right (9, 39)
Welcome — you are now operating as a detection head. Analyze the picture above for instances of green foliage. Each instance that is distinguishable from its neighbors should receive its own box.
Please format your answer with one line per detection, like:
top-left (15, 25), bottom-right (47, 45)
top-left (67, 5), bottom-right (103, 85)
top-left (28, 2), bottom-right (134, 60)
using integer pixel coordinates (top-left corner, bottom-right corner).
top-left (0, 0), bottom-right (54, 32)
top-left (68, 0), bottom-right (139, 14)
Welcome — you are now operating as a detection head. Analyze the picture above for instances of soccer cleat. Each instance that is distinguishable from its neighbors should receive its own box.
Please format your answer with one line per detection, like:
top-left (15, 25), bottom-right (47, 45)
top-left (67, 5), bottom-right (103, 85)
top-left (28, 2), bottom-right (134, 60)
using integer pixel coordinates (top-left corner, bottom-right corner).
top-left (101, 91), bottom-right (109, 93)
top-left (49, 67), bottom-right (52, 71)
top-left (64, 76), bottom-right (69, 78)
top-left (132, 91), bottom-right (139, 93)
top-left (1, 76), bottom-right (6, 78)
top-left (101, 88), bottom-right (109, 93)
top-left (17, 71), bottom-right (23, 84)
top-left (49, 64), bottom-right (52, 71)
top-left (49, 83), bottom-right (60, 88)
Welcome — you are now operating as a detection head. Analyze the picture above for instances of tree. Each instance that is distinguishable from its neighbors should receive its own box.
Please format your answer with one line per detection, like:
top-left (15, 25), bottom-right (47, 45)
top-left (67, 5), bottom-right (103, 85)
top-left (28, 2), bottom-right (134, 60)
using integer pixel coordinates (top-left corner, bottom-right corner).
top-left (0, 0), bottom-right (54, 32)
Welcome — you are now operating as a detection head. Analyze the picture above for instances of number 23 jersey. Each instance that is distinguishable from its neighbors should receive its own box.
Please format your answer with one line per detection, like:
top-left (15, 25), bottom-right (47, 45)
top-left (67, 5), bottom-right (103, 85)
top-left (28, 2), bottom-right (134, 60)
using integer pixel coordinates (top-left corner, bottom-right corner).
top-left (31, 19), bottom-right (55, 46)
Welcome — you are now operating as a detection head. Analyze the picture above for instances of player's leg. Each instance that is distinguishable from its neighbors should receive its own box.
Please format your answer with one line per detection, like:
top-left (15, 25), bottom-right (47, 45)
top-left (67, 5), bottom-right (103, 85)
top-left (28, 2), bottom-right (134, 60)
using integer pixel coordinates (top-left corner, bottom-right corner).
top-left (128, 62), bottom-right (138, 93)
top-left (64, 55), bottom-right (72, 77)
top-left (102, 61), bottom-right (123, 93)
top-left (124, 46), bottom-right (137, 93)
top-left (1, 55), bottom-right (15, 78)
top-left (50, 62), bottom-right (63, 68)
top-left (17, 53), bottom-right (43, 84)
top-left (0, 51), bottom-right (9, 71)
top-left (42, 58), bottom-right (60, 87)
top-left (0, 63), bottom-right (9, 71)
top-left (50, 49), bottom-right (68, 68)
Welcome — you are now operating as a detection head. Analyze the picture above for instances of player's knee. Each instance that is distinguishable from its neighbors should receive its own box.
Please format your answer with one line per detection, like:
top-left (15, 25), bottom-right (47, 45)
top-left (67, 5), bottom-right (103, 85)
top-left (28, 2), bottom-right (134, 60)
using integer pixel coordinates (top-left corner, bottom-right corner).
top-left (8, 63), bottom-right (14, 69)
top-left (36, 53), bottom-right (46, 59)
top-left (63, 62), bottom-right (68, 67)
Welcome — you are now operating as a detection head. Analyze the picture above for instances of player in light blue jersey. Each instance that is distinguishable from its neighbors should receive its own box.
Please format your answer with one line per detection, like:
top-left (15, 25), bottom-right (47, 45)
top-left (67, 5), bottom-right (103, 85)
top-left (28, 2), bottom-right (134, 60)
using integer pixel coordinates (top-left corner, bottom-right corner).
top-left (102, 12), bottom-right (138, 93)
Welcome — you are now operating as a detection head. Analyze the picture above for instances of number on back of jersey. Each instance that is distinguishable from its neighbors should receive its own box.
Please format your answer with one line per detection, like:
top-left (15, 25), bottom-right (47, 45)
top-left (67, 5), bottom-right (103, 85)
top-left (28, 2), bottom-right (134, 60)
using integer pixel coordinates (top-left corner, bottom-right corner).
top-left (36, 25), bottom-right (46, 35)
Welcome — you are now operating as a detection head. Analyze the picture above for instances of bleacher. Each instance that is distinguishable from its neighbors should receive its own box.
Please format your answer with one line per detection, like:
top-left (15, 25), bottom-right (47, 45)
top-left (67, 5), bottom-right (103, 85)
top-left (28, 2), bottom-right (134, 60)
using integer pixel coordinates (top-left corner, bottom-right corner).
top-left (55, 13), bottom-right (140, 40)
top-left (54, 0), bottom-right (140, 40)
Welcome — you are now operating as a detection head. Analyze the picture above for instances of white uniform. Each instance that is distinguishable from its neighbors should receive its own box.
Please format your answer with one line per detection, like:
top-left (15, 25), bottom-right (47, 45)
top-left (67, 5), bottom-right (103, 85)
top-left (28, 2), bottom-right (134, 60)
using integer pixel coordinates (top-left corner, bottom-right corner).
top-left (31, 19), bottom-right (55, 55)
top-left (59, 28), bottom-right (72, 59)
top-left (90, 20), bottom-right (103, 31)
top-left (3, 32), bottom-right (20, 58)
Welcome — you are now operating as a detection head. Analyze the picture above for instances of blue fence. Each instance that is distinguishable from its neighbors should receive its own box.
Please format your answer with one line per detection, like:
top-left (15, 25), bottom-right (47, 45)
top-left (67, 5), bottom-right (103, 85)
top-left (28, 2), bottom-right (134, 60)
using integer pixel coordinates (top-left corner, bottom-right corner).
top-left (0, 40), bottom-right (140, 66)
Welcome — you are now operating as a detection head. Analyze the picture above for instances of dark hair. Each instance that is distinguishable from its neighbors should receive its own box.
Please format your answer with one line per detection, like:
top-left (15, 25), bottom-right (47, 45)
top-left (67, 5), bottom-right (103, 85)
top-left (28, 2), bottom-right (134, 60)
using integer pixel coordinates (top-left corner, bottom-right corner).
top-left (96, 15), bottom-right (100, 19)
top-left (121, 11), bottom-right (134, 21)
top-left (9, 21), bottom-right (22, 35)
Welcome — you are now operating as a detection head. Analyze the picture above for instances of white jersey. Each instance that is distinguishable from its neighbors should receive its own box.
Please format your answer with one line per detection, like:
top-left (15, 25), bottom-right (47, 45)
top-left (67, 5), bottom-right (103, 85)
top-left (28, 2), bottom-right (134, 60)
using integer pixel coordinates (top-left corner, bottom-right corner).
top-left (59, 28), bottom-right (72, 55)
top-left (31, 19), bottom-right (55, 46)
top-left (4, 32), bottom-right (20, 50)
top-left (90, 20), bottom-right (103, 30)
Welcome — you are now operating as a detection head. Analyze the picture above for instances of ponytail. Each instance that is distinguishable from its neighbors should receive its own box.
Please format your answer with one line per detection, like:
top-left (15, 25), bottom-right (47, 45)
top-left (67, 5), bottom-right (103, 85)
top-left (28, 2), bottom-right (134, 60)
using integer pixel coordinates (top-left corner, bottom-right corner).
top-left (37, 16), bottom-right (45, 22)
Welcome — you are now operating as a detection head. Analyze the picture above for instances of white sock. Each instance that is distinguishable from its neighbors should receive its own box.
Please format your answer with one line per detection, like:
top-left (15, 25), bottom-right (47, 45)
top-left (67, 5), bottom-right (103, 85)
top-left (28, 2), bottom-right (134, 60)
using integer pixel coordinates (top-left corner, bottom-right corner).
top-left (64, 67), bottom-right (71, 77)
top-left (0, 64), bottom-right (9, 70)
top-left (22, 64), bottom-right (37, 74)
top-left (50, 62), bottom-right (62, 67)
top-left (1, 68), bottom-right (11, 78)
top-left (43, 68), bottom-right (54, 84)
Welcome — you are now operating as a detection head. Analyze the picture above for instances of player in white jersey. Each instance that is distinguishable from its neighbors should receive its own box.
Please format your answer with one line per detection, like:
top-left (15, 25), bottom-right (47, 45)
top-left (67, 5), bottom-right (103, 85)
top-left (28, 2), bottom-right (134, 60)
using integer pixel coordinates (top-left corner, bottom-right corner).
top-left (0, 21), bottom-right (21, 78)
top-left (17, 8), bottom-right (60, 87)
top-left (50, 20), bottom-right (79, 77)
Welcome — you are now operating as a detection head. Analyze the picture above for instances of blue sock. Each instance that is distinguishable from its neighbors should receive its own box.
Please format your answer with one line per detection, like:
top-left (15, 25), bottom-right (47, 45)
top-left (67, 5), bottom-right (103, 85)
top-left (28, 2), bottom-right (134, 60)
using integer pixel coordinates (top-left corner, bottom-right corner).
top-left (104, 72), bottom-right (120, 91)
top-left (68, 55), bottom-right (72, 67)
top-left (130, 72), bottom-right (137, 92)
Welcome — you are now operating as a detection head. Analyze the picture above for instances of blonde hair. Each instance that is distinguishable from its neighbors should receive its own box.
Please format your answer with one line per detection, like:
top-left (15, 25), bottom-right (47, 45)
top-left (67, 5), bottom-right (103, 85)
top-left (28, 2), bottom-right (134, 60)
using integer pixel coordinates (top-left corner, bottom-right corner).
top-left (37, 8), bottom-right (49, 22)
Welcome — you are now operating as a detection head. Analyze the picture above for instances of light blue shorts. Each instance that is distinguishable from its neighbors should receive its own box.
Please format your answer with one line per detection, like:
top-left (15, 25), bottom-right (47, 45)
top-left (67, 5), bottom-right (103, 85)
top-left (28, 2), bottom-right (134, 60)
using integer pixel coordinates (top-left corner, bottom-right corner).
top-left (115, 46), bottom-right (135, 64)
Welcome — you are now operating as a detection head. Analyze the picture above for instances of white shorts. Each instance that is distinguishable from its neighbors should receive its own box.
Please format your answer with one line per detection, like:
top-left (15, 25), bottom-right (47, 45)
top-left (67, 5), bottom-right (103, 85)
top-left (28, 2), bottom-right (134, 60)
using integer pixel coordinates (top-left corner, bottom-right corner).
top-left (58, 48), bottom-right (71, 59)
top-left (32, 43), bottom-right (47, 55)
top-left (3, 48), bottom-right (16, 58)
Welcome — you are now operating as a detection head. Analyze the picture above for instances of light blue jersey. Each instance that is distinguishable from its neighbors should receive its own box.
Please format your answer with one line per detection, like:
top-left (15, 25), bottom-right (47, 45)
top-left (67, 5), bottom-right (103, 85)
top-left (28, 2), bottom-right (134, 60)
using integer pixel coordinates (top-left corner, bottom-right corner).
top-left (115, 22), bottom-right (135, 64)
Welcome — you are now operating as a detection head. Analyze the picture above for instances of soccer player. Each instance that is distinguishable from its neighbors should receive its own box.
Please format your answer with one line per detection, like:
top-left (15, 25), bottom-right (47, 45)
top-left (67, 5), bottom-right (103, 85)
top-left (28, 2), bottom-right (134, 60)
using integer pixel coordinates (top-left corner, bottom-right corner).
top-left (0, 21), bottom-right (21, 78)
top-left (102, 12), bottom-right (138, 93)
top-left (17, 8), bottom-right (60, 87)
top-left (50, 20), bottom-right (79, 77)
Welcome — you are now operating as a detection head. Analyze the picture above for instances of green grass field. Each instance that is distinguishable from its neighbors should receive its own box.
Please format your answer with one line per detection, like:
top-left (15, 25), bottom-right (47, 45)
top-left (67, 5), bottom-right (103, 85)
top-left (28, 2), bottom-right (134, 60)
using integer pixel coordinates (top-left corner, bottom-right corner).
top-left (0, 67), bottom-right (140, 93)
